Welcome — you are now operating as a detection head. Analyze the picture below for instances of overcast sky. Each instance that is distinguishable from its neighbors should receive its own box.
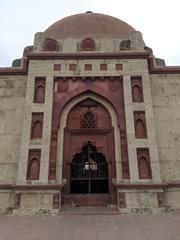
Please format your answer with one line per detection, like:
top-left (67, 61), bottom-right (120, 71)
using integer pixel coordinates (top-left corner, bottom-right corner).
top-left (0, 0), bottom-right (180, 67)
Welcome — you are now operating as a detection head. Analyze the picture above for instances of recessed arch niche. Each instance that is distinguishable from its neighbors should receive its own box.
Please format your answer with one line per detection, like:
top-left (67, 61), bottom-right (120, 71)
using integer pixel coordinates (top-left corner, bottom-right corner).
top-left (56, 93), bottom-right (123, 191)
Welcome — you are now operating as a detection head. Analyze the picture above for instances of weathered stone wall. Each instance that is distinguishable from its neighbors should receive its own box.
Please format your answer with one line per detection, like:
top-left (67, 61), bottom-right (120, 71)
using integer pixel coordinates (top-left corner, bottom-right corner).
top-left (118, 189), bottom-right (165, 214)
top-left (166, 188), bottom-right (180, 209)
top-left (150, 74), bottom-right (180, 182)
top-left (0, 76), bottom-right (27, 184)
top-left (13, 190), bottom-right (60, 215)
top-left (0, 191), bottom-right (13, 214)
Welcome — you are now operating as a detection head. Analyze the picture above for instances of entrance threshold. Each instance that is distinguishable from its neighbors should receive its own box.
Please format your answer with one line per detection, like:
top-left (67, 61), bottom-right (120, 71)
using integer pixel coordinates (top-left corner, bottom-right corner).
top-left (60, 206), bottom-right (119, 216)
top-left (62, 193), bottom-right (110, 207)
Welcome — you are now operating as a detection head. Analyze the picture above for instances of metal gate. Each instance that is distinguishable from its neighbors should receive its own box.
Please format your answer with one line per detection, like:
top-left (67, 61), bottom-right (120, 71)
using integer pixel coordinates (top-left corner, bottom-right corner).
top-left (70, 141), bottom-right (108, 194)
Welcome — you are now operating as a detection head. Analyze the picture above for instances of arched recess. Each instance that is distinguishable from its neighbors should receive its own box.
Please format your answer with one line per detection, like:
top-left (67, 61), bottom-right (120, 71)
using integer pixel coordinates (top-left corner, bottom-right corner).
top-left (52, 85), bottom-right (122, 130)
top-left (34, 85), bottom-right (45, 103)
top-left (56, 92), bottom-right (122, 185)
top-left (135, 119), bottom-right (146, 139)
top-left (132, 85), bottom-right (143, 102)
top-left (27, 158), bottom-right (40, 180)
top-left (31, 121), bottom-right (42, 139)
top-left (138, 157), bottom-right (151, 179)
top-left (137, 148), bottom-right (152, 179)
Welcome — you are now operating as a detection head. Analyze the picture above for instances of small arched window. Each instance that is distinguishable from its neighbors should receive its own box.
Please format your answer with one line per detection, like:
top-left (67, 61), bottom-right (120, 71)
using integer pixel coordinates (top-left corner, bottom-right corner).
top-left (135, 119), bottom-right (146, 138)
top-left (132, 85), bottom-right (143, 102)
top-left (34, 85), bottom-right (45, 103)
top-left (82, 111), bottom-right (96, 128)
top-left (80, 38), bottom-right (96, 51)
top-left (31, 121), bottom-right (42, 139)
top-left (138, 157), bottom-right (150, 179)
top-left (27, 158), bottom-right (40, 180)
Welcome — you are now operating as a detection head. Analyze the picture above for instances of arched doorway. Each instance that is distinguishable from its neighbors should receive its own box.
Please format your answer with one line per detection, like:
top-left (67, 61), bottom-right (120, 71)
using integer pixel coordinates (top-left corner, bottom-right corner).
top-left (70, 141), bottom-right (108, 194)
top-left (61, 97), bottom-right (116, 205)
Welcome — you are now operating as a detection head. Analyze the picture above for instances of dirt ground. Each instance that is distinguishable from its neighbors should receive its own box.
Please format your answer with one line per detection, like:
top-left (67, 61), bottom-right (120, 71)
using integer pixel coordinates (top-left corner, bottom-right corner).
top-left (0, 208), bottom-right (180, 240)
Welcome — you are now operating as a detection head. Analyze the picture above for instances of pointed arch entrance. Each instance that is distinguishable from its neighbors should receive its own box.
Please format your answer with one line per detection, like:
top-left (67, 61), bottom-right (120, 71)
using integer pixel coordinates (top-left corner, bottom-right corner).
top-left (59, 95), bottom-right (119, 205)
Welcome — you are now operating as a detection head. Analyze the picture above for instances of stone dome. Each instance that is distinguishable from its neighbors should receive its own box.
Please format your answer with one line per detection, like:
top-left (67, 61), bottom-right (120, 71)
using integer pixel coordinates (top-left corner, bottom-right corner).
top-left (44, 12), bottom-right (135, 39)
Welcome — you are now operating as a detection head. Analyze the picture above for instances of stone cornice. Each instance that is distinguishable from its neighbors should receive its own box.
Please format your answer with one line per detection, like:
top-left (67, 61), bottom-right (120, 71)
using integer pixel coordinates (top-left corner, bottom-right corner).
top-left (0, 184), bottom-right (64, 190)
top-left (1, 182), bottom-right (180, 190)
top-left (54, 75), bottom-right (123, 81)
top-left (114, 182), bottom-right (180, 189)
top-left (0, 52), bottom-right (180, 75)
top-left (0, 57), bottom-right (28, 76)
top-left (148, 56), bottom-right (180, 74)
top-left (27, 51), bottom-right (150, 60)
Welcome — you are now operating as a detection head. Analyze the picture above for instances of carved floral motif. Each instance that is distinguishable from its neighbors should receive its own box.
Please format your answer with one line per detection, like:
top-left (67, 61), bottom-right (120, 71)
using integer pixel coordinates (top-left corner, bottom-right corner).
top-left (80, 38), bottom-right (95, 51)
top-left (44, 38), bottom-right (59, 51)
top-left (119, 40), bottom-right (131, 50)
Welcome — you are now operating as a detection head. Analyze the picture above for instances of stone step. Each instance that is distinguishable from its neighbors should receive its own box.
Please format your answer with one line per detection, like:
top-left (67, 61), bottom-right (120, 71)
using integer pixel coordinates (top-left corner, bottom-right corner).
top-left (60, 206), bottom-right (119, 215)
top-left (62, 194), bottom-right (109, 207)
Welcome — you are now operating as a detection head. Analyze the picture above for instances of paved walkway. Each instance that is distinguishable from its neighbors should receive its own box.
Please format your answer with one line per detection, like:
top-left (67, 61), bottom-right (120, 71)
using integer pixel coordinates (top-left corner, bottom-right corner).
top-left (0, 208), bottom-right (180, 240)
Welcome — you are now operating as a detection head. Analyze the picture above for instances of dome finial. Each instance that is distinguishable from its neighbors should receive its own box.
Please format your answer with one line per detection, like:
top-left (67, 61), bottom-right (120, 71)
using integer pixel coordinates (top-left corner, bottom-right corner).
top-left (86, 11), bottom-right (93, 13)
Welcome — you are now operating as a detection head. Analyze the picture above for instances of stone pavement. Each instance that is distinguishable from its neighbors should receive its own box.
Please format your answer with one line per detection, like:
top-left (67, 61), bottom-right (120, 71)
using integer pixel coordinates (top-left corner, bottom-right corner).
top-left (0, 208), bottom-right (180, 240)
